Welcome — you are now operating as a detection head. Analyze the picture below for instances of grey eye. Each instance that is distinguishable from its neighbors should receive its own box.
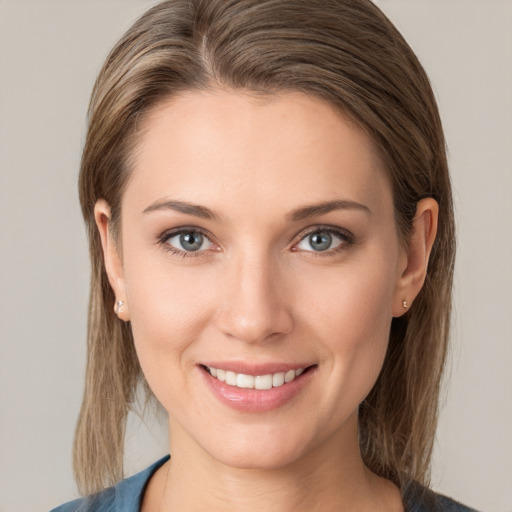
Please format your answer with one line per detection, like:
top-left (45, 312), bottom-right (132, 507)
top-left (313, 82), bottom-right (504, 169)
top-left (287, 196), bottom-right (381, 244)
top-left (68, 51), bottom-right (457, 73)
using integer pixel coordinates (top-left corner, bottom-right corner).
top-left (166, 231), bottom-right (213, 252)
top-left (297, 230), bottom-right (343, 252)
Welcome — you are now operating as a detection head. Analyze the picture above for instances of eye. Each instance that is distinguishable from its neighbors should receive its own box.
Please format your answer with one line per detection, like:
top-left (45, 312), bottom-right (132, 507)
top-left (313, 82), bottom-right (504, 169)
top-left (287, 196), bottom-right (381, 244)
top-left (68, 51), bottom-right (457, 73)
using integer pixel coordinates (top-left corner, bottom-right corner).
top-left (164, 230), bottom-right (214, 253)
top-left (295, 229), bottom-right (350, 253)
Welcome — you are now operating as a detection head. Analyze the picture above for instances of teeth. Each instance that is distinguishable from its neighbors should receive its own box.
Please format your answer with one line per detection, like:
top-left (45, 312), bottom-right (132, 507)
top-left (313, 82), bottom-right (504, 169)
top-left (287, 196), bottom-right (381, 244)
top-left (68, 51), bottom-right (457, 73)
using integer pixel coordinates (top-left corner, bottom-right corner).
top-left (272, 372), bottom-right (285, 387)
top-left (236, 373), bottom-right (254, 389)
top-left (254, 374), bottom-right (273, 390)
top-left (284, 370), bottom-right (296, 383)
top-left (206, 366), bottom-right (307, 390)
top-left (226, 371), bottom-right (237, 386)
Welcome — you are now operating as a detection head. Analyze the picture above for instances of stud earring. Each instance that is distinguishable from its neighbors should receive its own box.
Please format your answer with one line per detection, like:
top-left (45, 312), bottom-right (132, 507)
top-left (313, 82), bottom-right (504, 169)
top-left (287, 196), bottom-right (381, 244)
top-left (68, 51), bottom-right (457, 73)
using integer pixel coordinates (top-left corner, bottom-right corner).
top-left (114, 299), bottom-right (125, 315)
top-left (402, 300), bottom-right (409, 309)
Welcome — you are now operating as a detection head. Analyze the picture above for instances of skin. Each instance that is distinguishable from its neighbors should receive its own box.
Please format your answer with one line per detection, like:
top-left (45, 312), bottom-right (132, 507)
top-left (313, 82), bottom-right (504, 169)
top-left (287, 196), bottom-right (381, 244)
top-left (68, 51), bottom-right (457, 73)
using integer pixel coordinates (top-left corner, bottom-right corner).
top-left (96, 89), bottom-right (438, 512)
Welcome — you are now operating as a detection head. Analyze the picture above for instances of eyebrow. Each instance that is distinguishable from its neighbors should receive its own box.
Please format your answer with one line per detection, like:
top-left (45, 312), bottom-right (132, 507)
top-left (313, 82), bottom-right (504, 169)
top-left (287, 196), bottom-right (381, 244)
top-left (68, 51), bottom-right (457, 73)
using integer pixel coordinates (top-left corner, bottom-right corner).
top-left (287, 199), bottom-right (371, 222)
top-left (142, 198), bottom-right (370, 222)
top-left (143, 199), bottom-right (219, 221)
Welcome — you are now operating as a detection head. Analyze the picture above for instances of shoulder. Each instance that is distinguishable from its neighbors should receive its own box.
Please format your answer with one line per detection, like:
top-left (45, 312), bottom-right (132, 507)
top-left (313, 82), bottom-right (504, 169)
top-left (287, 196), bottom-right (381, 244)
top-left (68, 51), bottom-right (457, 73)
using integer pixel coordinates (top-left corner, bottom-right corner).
top-left (49, 455), bottom-right (170, 512)
top-left (49, 488), bottom-right (115, 512)
top-left (403, 481), bottom-right (481, 512)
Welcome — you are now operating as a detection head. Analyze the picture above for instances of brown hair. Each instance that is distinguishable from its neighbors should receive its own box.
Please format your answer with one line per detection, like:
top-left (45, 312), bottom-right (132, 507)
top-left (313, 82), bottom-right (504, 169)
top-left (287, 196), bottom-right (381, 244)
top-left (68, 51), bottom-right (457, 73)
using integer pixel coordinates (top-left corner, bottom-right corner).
top-left (75, 0), bottom-right (455, 495)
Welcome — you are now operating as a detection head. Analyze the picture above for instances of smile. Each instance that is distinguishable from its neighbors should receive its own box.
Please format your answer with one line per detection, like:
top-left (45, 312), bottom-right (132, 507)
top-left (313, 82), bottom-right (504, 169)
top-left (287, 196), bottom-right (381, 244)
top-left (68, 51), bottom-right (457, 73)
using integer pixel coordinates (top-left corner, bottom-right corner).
top-left (200, 363), bottom-right (317, 412)
top-left (205, 366), bottom-right (305, 390)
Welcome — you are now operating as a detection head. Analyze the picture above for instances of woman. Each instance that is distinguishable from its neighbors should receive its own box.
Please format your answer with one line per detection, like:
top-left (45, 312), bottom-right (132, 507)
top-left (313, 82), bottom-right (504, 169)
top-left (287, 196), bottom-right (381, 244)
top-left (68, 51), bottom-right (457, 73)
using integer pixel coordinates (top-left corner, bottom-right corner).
top-left (51, 0), bottom-right (478, 510)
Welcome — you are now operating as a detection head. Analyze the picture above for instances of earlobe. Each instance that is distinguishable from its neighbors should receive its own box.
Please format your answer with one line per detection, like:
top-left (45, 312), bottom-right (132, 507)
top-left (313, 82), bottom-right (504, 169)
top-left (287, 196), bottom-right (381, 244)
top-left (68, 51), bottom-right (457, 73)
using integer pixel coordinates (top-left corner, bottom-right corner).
top-left (392, 198), bottom-right (439, 317)
top-left (94, 200), bottom-right (130, 321)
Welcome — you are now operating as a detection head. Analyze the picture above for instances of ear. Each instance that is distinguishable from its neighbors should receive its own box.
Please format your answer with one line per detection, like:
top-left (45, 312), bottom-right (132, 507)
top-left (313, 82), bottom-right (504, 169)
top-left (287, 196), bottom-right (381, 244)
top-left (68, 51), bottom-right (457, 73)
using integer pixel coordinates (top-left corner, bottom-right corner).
top-left (392, 198), bottom-right (439, 317)
top-left (94, 199), bottom-right (130, 321)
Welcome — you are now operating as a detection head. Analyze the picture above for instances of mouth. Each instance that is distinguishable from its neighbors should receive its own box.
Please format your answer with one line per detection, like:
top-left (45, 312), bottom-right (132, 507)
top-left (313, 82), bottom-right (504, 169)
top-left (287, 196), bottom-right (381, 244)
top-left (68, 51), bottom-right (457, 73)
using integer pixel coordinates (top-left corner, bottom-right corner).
top-left (201, 364), bottom-right (314, 390)
top-left (199, 362), bottom-right (317, 411)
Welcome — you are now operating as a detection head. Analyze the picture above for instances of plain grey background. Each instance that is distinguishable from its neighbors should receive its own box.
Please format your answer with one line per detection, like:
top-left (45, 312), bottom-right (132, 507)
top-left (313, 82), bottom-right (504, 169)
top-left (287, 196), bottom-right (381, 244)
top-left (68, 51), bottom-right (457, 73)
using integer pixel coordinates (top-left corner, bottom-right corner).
top-left (0, 1), bottom-right (511, 511)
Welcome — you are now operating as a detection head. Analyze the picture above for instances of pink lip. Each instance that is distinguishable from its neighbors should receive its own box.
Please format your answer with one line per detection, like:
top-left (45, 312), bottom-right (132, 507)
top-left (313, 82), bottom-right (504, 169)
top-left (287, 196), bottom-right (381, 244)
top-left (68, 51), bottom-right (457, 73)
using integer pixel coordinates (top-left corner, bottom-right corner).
top-left (199, 363), bottom-right (317, 413)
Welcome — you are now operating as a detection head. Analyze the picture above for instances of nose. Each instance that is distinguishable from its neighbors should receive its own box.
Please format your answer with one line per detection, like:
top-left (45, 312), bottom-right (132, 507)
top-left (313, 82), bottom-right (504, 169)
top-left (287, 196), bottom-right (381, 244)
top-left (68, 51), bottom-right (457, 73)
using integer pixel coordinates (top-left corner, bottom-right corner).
top-left (215, 250), bottom-right (294, 344)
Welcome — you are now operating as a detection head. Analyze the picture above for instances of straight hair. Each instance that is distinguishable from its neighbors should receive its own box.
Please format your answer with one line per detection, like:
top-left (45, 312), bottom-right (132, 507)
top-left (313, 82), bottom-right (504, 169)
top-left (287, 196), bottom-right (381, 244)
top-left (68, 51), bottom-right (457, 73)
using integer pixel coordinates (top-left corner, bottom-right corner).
top-left (75, 0), bottom-right (455, 495)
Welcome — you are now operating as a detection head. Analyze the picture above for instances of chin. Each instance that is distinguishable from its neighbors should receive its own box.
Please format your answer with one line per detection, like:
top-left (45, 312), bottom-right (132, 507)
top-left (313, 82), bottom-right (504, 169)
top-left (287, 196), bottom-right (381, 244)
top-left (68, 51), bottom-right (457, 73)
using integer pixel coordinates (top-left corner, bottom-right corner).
top-left (197, 422), bottom-right (321, 471)
top-left (211, 443), bottom-right (306, 471)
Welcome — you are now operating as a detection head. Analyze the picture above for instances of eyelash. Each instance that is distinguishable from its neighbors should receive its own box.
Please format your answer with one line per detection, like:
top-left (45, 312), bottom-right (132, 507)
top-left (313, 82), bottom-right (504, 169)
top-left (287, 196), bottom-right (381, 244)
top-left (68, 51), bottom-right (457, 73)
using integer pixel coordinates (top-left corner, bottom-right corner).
top-left (157, 225), bottom-right (355, 258)
top-left (157, 226), bottom-right (213, 258)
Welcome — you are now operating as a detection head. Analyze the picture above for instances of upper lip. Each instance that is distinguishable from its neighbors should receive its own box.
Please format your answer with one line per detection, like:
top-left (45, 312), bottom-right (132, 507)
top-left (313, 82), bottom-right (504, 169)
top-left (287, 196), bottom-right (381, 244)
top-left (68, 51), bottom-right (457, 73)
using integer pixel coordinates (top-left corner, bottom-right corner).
top-left (200, 361), bottom-right (316, 376)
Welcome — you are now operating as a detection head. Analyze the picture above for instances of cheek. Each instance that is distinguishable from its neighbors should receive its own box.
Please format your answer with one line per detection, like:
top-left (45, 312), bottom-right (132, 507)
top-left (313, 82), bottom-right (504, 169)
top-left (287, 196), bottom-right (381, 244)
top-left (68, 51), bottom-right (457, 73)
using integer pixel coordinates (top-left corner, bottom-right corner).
top-left (298, 249), bottom-right (397, 337)
top-left (121, 250), bottom-right (218, 394)
top-left (295, 249), bottom-right (397, 395)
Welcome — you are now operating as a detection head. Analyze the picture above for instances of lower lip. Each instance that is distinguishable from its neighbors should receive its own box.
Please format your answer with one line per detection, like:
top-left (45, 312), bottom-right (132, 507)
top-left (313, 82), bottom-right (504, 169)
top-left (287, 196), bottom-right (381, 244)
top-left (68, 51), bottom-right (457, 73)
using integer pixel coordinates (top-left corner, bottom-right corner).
top-left (200, 366), bottom-right (316, 413)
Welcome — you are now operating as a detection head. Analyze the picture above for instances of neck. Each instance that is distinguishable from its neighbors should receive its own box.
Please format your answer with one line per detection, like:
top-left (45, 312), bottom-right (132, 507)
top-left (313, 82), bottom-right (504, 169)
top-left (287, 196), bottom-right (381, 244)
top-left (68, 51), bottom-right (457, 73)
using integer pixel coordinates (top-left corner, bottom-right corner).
top-left (153, 414), bottom-right (402, 512)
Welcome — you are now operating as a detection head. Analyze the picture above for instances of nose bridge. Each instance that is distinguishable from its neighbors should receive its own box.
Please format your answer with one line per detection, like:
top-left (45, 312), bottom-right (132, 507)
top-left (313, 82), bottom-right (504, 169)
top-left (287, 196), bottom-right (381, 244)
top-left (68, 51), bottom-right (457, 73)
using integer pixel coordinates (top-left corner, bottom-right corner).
top-left (217, 245), bottom-right (292, 344)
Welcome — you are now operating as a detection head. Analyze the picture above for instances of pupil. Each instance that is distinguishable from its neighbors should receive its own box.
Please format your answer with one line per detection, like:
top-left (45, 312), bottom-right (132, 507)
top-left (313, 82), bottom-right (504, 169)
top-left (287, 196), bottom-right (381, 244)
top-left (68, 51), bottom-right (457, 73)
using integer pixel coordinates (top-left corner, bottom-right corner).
top-left (180, 232), bottom-right (203, 251)
top-left (310, 232), bottom-right (331, 251)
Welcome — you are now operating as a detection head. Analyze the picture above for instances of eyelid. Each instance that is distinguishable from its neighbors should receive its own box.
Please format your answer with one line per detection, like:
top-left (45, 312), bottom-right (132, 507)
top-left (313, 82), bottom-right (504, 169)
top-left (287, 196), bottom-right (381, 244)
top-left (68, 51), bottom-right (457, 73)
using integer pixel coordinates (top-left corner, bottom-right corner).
top-left (291, 224), bottom-right (355, 254)
top-left (157, 226), bottom-right (219, 256)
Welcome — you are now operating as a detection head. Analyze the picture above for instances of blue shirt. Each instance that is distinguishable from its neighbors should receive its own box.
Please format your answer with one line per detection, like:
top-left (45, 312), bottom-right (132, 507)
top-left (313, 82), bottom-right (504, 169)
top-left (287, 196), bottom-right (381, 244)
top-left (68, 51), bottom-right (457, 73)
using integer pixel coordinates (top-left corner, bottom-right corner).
top-left (50, 455), bottom-right (480, 512)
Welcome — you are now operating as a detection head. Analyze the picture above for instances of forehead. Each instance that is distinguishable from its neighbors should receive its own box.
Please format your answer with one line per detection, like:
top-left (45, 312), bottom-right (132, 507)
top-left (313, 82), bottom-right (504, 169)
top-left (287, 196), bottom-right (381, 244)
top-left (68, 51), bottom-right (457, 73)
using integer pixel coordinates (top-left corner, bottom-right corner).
top-left (124, 89), bottom-right (392, 220)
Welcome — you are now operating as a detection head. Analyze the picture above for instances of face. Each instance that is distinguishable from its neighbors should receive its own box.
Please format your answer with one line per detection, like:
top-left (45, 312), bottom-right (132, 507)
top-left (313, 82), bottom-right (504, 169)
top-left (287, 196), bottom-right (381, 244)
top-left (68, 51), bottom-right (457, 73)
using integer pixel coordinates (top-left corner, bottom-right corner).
top-left (100, 90), bottom-right (416, 470)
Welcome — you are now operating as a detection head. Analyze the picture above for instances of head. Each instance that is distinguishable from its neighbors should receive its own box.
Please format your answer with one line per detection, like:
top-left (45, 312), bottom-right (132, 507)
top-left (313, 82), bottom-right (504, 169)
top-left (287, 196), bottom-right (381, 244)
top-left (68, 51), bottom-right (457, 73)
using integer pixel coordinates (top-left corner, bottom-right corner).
top-left (75, 0), bottom-right (455, 495)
